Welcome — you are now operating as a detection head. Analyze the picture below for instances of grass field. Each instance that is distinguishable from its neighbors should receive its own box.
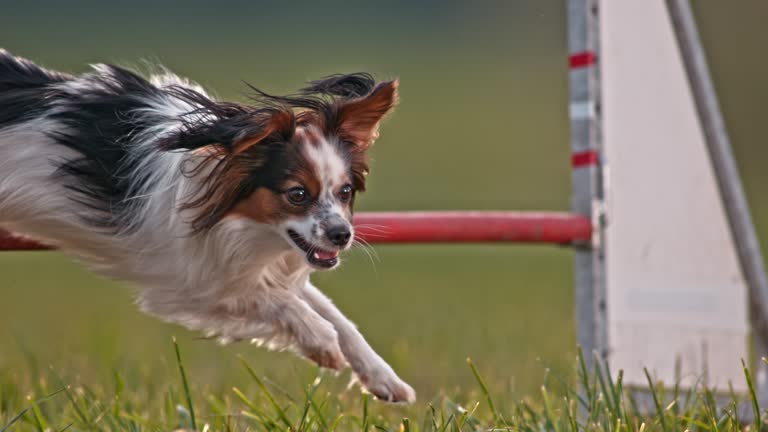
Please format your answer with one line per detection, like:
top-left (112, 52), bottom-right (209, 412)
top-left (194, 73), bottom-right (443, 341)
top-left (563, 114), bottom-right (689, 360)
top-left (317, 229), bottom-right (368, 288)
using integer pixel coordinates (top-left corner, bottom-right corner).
top-left (2, 2), bottom-right (768, 430)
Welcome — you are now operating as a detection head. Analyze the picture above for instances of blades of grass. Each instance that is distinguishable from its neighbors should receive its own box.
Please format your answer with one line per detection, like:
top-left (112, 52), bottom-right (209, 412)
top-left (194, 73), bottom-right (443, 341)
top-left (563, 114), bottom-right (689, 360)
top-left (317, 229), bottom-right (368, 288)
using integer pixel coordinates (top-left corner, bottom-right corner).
top-left (328, 414), bottom-right (344, 432)
top-left (304, 376), bottom-right (328, 431)
top-left (309, 395), bottom-right (329, 431)
top-left (616, 370), bottom-right (630, 429)
top-left (715, 410), bottom-right (730, 432)
top-left (606, 361), bottom-right (620, 410)
top-left (173, 337), bottom-right (197, 431)
top-left (113, 370), bottom-right (124, 418)
top-left (678, 416), bottom-right (711, 430)
top-left (672, 359), bottom-right (681, 424)
top-left (429, 404), bottom-right (439, 432)
top-left (452, 412), bottom-right (466, 432)
top-left (238, 355), bottom-right (292, 429)
top-left (262, 375), bottom-right (298, 404)
top-left (206, 394), bottom-right (228, 417)
top-left (541, 386), bottom-right (561, 432)
top-left (437, 414), bottom-right (455, 432)
top-left (362, 393), bottom-right (370, 432)
top-left (30, 400), bottom-right (49, 432)
top-left (587, 373), bottom-right (601, 425)
top-left (466, 358), bottom-right (501, 424)
top-left (232, 387), bottom-right (279, 429)
top-left (49, 369), bottom-right (90, 426)
top-left (422, 405), bottom-right (434, 432)
top-left (742, 359), bottom-right (761, 432)
top-left (729, 397), bottom-right (740, 431)
top-left (564, 397), bottom-right (579, 432)
top-left (164, 390), bottom-right (177, 426)
top-left (296, 400), bottom-right (312, 432)
top-left (0, 408), bottom-right (28, 432)
top-left (577, 347), bottom-right (594, 405)
top-left (445, 399), bottom-right (480, 431)
top-left (402, 418), bottom-right (411, 432)
top-left (521, 400), bottom-right (540, 426)
top-left (240, 409), bottom-right (279, 429)
top-left (540, 359), bottom-right (589, 411)
top-left (644, 368), bottom-right (669, 432)
top-left (294, 379), bottom-right (319, 431)
top-left (593, 354), bottom-right (616, 425)
top-left (701, 386), bottom-right (719, 432)
top-left (1, 387), bottom-right (67, 432)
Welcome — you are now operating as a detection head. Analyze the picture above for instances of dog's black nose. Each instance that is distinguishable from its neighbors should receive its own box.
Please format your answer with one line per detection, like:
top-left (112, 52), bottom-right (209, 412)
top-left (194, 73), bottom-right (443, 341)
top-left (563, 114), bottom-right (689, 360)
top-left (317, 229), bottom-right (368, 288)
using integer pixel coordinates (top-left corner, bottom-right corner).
top-left (326, 226), bottom-right (352, 246)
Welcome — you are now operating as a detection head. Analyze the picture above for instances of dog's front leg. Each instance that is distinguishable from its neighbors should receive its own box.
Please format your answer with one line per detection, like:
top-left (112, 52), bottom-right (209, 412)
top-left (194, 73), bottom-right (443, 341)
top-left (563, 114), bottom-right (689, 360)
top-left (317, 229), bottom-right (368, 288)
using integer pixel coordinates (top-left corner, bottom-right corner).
top-left (254, 291), bottom-right (348, 370)
top-left (301, 282), bottom-right (416, 403)
top-left (150, 291), bottom-right (347, 371)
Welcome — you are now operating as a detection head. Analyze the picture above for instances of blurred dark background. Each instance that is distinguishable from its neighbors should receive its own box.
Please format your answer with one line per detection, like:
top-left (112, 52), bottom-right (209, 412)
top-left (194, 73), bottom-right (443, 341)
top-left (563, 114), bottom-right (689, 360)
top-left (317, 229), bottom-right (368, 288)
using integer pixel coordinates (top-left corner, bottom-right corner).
top-left (1, 1), bottom-right (766, 400)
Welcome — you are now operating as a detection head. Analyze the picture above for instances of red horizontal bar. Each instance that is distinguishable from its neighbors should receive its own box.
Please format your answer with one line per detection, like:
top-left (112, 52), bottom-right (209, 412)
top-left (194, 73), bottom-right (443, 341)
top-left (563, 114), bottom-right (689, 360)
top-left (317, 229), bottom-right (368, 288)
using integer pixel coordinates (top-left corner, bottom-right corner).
top-left (0, 230), bottom-right (51, 250)
top-left (354, 211), bottom-right (591, 245)
top-left (571, 150), bottom-right (599, 168)
top-left (0, 211), bottom-right (592, 250)
top-left (569, 51), bottom-right (596, 69)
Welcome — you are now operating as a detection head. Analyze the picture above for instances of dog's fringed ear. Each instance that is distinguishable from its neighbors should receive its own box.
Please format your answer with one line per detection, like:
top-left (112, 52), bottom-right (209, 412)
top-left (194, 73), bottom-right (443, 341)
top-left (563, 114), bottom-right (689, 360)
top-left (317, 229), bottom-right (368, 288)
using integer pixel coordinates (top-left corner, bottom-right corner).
top-left (332, 80), bottom-right (398, 151)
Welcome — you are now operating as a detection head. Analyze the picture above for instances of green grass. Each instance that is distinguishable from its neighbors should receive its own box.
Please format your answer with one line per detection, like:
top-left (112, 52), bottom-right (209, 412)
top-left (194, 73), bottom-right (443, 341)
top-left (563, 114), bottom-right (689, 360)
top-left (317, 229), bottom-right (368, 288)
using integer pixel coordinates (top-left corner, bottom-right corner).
top-left (2, 342), bottom-right (765, 431)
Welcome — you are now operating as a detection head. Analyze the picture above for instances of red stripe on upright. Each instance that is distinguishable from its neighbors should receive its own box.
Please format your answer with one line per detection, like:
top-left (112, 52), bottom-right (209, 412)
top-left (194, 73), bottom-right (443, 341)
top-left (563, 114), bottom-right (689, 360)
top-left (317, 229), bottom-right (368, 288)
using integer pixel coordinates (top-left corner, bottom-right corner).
top-left (571, 150), bottom-right (599, 168)
top-left (569, 51), bottom-right (595, 69)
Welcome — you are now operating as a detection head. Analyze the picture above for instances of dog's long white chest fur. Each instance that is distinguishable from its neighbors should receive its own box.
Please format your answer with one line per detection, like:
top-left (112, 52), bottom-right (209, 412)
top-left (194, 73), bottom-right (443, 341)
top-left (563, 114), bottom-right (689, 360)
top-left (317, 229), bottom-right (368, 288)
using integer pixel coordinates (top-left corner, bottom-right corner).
top-left (0, 49), bottom-right (414, 402)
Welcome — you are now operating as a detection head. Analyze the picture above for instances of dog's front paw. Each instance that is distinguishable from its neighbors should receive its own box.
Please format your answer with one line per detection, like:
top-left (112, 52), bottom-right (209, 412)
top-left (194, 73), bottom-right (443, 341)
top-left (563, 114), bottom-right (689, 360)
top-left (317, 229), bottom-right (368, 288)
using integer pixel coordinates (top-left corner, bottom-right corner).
top-left (359, 368), bottom-right (416, 403)
top-left (304, 344), bottom-right (347, 370)
top-left (298, 322), bottom-right (347, 370)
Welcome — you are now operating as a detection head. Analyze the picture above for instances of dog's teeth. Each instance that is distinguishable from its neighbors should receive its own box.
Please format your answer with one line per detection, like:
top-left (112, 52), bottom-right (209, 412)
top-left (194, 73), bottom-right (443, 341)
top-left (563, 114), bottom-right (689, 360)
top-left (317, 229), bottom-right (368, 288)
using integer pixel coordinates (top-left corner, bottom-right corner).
top-left (313, 252), bottom-right (320, 259)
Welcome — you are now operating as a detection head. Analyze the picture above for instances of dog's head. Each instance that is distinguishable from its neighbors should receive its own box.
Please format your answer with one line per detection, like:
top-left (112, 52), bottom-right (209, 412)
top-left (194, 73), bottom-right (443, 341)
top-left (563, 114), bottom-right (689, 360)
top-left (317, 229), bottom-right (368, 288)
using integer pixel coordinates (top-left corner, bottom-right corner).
top-left (165, 74), bottom-right (398, 269)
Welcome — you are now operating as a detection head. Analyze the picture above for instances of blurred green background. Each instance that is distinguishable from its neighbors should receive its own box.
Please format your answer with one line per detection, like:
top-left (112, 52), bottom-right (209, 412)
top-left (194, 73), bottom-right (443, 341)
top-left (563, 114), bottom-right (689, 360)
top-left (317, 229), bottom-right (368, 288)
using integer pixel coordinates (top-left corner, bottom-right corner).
top-left (1, 0), bottom-right (767, 405)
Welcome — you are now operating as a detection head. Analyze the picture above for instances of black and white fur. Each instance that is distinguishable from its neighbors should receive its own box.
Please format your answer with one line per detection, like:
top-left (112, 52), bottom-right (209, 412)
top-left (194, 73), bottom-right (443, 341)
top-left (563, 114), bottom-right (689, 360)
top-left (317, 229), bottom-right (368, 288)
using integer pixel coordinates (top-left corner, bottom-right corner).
top-left (0, 50), bottom-right (414, 402)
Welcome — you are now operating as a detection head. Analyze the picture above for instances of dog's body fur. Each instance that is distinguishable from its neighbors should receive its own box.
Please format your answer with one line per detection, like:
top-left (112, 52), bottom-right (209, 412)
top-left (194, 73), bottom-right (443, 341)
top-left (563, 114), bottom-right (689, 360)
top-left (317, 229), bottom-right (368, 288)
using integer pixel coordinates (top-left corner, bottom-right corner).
top-left (0, 50), bottom-right (414, 402)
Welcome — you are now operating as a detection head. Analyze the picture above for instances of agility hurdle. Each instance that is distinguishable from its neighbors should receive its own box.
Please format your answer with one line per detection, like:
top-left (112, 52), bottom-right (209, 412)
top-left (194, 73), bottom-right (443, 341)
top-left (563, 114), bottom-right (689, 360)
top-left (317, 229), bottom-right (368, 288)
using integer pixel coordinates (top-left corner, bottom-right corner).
top-left (1, 0), bottom-right (767, 404)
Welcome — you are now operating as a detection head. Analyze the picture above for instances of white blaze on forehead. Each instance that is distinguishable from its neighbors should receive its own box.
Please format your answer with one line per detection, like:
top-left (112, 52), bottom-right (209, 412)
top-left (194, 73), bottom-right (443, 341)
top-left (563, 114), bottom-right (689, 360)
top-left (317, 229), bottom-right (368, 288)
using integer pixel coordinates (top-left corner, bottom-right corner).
top-left (301, 131), bottom-right (349, 195)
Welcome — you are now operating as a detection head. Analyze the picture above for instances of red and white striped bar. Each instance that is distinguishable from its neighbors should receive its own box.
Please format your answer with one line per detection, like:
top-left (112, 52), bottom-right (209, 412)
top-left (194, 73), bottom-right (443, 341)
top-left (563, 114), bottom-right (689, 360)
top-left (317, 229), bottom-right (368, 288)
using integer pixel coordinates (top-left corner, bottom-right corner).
top-left (0, 211), bottom-right (592, 250)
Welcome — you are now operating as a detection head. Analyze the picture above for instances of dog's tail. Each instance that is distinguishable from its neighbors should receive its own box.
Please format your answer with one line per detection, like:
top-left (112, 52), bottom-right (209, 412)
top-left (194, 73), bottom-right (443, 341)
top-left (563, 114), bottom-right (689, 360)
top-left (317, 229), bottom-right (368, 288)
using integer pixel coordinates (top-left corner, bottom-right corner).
top-left (0, 49), bottom-right (72, 93)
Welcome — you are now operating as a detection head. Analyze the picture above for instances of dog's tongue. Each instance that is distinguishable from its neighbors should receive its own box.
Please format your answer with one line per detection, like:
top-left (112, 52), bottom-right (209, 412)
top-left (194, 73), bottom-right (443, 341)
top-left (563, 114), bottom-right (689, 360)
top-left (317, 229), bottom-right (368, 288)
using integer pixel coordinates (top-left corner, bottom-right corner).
top-left (315, 250), bottom-right (339, 260)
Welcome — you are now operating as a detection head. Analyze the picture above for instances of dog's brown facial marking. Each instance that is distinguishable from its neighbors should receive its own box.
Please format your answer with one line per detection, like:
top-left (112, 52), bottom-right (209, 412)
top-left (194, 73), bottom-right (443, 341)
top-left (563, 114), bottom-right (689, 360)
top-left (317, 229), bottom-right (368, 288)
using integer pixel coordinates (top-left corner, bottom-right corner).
top-left (228, 187), bottom-right (284, 224)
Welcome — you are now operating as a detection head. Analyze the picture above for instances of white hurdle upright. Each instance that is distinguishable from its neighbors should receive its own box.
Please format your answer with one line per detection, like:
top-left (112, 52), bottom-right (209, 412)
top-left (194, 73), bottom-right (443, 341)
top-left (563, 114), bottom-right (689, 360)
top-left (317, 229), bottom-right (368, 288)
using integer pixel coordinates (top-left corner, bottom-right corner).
top-left (567, 0), bottom-right (768, 401)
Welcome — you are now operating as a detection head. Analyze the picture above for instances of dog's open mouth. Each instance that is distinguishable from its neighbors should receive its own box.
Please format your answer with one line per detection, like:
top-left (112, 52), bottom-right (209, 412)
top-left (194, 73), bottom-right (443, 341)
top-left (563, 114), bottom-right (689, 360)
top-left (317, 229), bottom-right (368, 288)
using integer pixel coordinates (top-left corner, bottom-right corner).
top-left (287, 230), bottom-right (340, 269)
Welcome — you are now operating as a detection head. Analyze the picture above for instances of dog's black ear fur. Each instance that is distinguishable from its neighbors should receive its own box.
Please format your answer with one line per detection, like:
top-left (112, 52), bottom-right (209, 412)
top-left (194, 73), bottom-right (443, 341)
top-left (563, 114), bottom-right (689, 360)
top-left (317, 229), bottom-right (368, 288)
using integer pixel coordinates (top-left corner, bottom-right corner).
top-left (300, 73), bottom-right (377, 99)
top-left (160, 87), bottom-right (295, 155)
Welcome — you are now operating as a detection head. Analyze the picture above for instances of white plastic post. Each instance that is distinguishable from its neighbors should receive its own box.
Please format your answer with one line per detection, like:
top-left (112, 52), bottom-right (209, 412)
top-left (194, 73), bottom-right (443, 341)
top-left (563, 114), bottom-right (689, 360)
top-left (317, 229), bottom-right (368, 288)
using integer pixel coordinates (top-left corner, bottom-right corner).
top-left (666, 0), bottom-right (768, 403)
top-left (590, 0), bottom-right (753, 395)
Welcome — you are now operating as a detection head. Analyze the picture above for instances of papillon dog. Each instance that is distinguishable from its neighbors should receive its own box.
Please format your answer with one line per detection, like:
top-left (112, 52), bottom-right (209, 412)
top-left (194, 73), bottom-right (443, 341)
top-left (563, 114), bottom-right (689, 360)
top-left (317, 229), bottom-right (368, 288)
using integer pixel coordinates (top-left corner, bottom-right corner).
top-left (0, 50), bottom-right (414, 402)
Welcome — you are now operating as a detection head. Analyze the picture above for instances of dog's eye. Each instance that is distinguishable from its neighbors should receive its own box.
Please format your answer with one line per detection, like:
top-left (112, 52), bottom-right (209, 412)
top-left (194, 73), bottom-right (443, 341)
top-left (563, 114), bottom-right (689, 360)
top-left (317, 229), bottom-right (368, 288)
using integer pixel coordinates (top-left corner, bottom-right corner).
top-left (286, 187), bottom-right (308, 205)
top-left (338, 184), bottom-right (353, 203)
